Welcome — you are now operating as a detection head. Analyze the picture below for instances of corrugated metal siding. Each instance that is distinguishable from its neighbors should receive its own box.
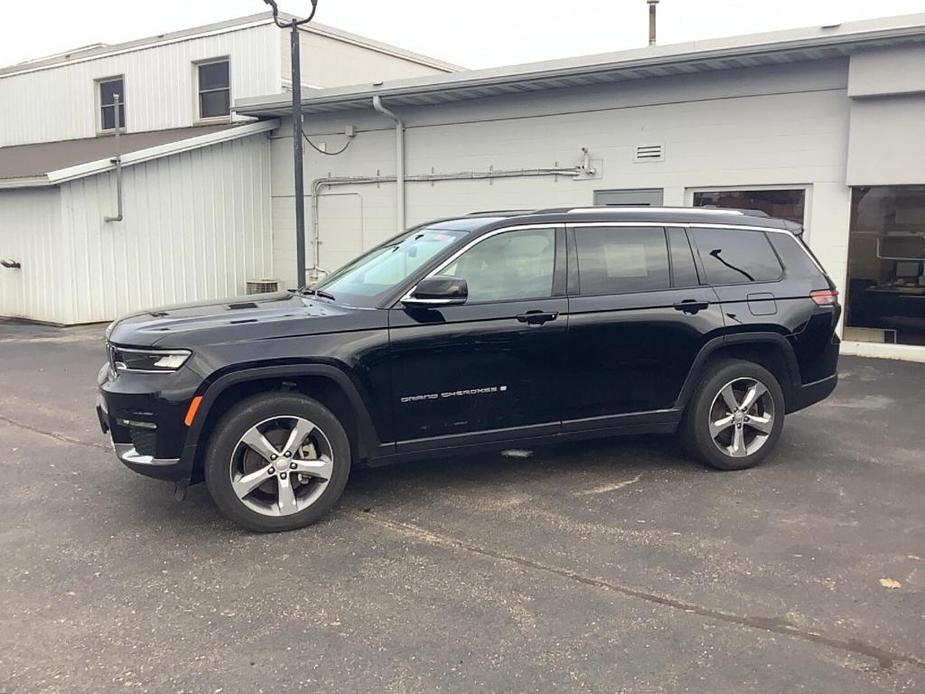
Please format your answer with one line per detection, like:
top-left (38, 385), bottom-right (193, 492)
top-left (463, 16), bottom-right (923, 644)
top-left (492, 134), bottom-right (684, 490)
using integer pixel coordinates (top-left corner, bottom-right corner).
top-left (56, 133), bottom-right (273, 324)
top-left (0, 188), bottom-right (69, 323)
top-left (0, 23), bottom-right (280, 147)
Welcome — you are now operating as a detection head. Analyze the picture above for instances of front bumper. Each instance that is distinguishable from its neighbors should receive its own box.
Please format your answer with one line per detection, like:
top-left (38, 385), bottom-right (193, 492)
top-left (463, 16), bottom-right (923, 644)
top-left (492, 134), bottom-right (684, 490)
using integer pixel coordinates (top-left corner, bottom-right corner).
top-left (97, 362), bottom-right (198, 482)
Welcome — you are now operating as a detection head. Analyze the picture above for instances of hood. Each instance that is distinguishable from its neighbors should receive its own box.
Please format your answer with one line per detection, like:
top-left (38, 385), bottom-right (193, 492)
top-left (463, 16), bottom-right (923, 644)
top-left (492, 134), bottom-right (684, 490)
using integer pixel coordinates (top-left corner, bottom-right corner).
top-left (107, 291), bottom-right (374, 348)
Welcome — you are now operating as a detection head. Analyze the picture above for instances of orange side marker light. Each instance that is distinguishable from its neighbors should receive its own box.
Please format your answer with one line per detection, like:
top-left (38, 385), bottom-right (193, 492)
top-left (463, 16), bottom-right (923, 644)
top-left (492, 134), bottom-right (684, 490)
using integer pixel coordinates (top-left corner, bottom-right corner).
top-left (184, 396), bottom-right (203, 427)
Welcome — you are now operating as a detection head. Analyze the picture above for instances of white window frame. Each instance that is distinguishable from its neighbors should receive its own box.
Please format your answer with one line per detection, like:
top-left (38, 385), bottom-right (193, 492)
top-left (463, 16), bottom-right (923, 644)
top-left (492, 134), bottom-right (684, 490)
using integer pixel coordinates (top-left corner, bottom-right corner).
top-left (685, 184), bottom-right (813, 243)
top-left (96, 74), bottom-right (126, 134)
top-left (193, 57), bottom-right (232, 123)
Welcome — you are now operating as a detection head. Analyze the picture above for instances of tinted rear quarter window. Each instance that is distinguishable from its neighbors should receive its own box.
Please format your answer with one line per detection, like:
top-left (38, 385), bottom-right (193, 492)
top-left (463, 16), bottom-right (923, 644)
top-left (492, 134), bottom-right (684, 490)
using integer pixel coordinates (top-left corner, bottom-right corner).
top-left (767, 233), bottom-right (826, 280)
top-left (690, 227), bottom-right (782, 285)
top-left (575, 227), bottom-right (670, 295)
top-left (667, 227), bottom-right (700, 287)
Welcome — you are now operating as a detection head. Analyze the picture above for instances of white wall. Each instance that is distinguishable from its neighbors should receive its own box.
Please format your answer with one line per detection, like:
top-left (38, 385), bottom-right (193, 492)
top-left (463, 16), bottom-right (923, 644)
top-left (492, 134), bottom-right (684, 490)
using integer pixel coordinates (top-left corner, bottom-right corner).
top-left (52, 133), bottom-right (273, 324)
top-left (269, 59), bottom-right (854, 295)
top-left (0, 188), bottom-right (69, 323)
top-left (848, 45), bottom-right (925, 97)
top-left (846, 95), bottom-right (925, 186)
top-left (845, 47), bottom-right (925, 187)
top-left (0, 22), bottom-right (280, 147)
top-left (285, 29), bottom-right (453, 88)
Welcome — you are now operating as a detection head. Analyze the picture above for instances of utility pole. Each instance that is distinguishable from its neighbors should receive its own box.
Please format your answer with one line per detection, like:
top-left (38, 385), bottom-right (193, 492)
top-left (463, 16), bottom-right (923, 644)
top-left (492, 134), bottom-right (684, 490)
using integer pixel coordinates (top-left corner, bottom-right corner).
top-left (264, 0), bottom-right (319, 288)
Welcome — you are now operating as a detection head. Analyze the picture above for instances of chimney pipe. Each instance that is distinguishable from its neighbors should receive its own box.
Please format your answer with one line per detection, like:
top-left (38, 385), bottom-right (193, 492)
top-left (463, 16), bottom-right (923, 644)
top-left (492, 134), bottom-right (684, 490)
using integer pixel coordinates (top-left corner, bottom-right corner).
top-left (647, 0), bottom-right (659, 46)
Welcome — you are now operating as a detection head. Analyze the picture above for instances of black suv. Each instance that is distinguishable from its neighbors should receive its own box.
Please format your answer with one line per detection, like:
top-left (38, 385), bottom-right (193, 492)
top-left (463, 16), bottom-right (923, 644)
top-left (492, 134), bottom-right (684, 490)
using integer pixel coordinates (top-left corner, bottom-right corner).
top-left (97, 207), bottom-right (840, 532)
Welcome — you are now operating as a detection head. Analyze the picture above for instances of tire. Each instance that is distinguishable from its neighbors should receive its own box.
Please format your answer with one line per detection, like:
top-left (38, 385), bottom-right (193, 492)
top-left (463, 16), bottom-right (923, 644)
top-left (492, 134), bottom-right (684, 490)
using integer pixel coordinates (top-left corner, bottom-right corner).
top-left (204, 392), bottom-right (351, 532)
top-left (680, 359), bottom-right (785, 471)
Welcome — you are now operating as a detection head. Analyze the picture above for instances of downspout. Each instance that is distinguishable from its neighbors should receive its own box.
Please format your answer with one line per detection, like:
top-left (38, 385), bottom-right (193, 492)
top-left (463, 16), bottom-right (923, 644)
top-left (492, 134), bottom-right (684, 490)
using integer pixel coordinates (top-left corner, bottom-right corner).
top-left (372, 96), bottom-right (406, 232)
top-left (104, 93), bottom-right (124, 223)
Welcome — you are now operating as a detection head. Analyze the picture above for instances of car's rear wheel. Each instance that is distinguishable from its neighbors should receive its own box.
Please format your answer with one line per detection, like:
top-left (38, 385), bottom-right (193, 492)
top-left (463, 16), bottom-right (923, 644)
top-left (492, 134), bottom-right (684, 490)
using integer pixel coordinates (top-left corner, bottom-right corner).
top-left (204, 393), bottom-right (351, 532)
top-left (681, 359), bottom-right (785, 470)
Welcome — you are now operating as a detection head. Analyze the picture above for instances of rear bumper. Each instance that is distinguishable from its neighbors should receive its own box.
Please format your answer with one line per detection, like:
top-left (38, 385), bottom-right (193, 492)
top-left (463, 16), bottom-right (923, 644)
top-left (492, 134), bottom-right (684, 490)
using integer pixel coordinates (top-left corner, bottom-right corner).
top-left (786, 373), bottom-right (838, 414)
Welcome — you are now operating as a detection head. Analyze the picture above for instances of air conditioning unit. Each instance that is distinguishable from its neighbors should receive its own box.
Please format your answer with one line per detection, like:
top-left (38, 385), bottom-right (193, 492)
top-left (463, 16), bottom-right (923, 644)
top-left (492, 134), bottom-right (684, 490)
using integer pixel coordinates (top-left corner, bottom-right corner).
top-left (246, 279), bottom-right (279, 294)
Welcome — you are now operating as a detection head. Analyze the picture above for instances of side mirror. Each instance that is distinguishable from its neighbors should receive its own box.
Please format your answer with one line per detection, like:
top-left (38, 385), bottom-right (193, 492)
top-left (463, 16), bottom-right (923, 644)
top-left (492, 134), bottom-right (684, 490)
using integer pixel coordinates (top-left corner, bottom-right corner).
top-left (402, 275), bottom-right (468, 308)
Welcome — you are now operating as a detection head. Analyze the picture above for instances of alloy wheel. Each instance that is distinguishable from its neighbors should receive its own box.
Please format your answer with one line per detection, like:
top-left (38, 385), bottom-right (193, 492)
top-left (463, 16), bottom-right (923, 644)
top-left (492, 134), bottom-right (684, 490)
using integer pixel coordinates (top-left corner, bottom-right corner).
top-left (229, 415), bottom-right (334, 516)
top-left (708, 377), bottom-right (775, 458)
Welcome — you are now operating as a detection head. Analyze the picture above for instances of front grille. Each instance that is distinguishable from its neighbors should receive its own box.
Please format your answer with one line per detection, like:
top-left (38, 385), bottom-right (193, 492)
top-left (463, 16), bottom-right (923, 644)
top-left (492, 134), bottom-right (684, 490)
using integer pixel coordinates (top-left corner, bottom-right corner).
top-left (130, 428), bottom-right (158, 457)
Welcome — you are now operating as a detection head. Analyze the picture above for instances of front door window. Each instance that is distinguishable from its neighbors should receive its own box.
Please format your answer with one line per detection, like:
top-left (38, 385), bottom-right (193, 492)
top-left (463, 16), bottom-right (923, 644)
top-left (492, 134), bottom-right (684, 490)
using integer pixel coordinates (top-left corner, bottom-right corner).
top-left (441, 228), bottom-right (555, 303)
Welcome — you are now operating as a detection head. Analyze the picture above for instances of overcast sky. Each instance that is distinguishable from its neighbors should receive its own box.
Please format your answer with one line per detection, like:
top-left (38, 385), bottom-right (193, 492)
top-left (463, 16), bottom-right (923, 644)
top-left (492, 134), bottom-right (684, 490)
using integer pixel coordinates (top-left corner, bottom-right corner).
top-left (2, 0), bottom-right (924, 70)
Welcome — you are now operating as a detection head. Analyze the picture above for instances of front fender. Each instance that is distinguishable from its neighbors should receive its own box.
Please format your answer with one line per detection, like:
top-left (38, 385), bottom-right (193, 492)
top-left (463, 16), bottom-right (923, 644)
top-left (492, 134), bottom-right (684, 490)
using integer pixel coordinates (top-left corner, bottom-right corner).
top-left (178, 362), bottom-right (386, 479)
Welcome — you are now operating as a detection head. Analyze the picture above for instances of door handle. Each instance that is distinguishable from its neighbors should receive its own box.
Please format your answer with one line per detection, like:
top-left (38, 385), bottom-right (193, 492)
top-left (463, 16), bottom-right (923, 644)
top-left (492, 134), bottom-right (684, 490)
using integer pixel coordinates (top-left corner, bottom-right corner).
top-left (673, 299), bottom-right (710, 315)
top-left (516, 310), bottom-right (558, 325)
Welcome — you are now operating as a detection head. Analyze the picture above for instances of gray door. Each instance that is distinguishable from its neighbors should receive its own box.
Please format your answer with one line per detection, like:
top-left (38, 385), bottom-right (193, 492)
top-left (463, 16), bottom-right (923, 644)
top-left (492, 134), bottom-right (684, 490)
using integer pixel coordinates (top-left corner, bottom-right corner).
top-left (594, 188), bottom-right (664, 206)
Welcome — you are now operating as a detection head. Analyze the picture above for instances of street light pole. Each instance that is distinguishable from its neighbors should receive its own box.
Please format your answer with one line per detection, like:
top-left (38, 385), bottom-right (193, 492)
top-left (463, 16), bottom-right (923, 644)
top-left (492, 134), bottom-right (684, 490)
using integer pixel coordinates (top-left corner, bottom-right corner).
top-left (264, 0), bottom-right (319, 289)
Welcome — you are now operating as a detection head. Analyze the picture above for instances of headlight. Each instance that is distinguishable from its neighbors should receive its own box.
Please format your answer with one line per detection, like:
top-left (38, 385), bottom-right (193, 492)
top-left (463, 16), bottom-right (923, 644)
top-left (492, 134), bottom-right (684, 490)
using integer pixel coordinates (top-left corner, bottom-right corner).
top-left (110, 346), bottom-right (192, 373)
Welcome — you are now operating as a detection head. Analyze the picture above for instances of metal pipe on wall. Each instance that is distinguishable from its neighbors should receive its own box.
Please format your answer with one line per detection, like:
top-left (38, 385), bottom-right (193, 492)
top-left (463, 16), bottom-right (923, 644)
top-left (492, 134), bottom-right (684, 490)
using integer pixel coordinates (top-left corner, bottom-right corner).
top-left (104, 93), bottom-right (124, 223)
top-left (371, 96), bottom-right (406, 232)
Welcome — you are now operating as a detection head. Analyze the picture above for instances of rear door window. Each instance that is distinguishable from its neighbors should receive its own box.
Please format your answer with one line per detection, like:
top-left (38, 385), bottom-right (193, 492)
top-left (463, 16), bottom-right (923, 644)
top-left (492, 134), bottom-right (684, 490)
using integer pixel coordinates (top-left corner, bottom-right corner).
top-left (690, 227), bottom-right (783, 285)
top-left (574, 226), bottom-right (670, 295)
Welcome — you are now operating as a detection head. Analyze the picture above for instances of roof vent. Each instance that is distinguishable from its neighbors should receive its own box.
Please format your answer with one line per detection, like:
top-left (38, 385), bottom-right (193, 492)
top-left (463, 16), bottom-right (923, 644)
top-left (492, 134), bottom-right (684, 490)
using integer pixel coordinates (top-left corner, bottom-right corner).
top-left (634, 144), bottom-right (664, 162)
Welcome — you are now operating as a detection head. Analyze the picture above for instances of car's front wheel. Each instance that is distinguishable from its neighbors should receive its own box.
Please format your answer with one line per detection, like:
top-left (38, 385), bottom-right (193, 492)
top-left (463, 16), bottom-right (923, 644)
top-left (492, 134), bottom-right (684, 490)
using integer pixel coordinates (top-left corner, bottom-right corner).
top-left (681, 359), bottom-right (785, 470)
top-left (204, 393), bottom-right (351, 532)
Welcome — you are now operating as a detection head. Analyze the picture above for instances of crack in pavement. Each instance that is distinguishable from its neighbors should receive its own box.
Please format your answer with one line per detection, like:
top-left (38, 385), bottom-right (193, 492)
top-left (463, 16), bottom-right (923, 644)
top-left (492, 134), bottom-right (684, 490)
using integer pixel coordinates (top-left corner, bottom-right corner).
top-left (356, 512), bottom-right (925, 672)
top-left (0, 413), bottom-right (110, 452)
top-left (573, 473), bottom-right (643, 496)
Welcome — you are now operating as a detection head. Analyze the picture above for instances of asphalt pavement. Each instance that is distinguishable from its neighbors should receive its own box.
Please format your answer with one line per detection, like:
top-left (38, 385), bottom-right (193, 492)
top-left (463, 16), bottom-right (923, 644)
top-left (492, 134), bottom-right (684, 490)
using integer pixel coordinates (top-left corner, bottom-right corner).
top-left (1, 319), bottom-right (923, 693)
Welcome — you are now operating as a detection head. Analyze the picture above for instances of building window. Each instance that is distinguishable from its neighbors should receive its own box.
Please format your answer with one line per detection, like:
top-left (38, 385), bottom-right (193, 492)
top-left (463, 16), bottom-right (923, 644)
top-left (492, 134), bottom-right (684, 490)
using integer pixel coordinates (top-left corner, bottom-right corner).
top-left (845, 185), bottom-right (925, 347)
top-left (196, 59), bottom-right (230, 119)
top-left (98, 76), bottom-right (125, 131)
top-left (692, 189), bottom-right (806, 224)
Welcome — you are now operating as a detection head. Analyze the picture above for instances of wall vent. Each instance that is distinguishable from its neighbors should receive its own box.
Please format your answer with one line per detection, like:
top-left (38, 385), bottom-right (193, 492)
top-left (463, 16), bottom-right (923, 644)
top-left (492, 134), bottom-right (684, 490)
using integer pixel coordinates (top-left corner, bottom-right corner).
top-left (634, 144), bottom-right (664, 162)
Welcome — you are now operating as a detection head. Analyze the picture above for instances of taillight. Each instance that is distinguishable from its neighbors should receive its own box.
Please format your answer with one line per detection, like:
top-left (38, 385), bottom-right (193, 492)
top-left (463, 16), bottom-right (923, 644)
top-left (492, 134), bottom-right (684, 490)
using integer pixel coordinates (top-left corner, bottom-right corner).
top-left (810, 289), bottom-right (839, 306)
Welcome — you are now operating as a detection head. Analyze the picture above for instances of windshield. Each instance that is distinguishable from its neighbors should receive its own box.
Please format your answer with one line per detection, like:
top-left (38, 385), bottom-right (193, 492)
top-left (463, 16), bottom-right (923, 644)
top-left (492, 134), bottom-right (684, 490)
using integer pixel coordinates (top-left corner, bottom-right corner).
top-left (316, 226), bottom-right (469, 307)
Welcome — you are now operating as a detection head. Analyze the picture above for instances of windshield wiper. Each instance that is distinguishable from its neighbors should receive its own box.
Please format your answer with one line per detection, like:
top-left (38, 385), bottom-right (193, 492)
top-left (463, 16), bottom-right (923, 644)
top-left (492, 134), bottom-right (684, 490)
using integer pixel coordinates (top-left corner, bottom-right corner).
top-left (299, 287), bottom-right (336, 301)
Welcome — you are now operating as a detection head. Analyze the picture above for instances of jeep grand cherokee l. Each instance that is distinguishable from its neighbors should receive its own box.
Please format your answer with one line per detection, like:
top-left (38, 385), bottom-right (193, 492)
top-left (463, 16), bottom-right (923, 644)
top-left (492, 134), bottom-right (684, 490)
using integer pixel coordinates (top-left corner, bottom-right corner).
top-left (97, 207), bottom-right (840, 532)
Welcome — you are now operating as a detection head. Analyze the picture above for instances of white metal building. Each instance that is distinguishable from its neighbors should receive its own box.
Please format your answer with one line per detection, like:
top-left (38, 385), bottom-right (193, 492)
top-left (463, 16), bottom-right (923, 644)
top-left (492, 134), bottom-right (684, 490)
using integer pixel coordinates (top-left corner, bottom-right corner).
top-left (238, 13), bottom-right (925, 363)
top-left (0, 123), bottom-right (275, 323)
top-left (0, 12), bottom-right (457, 324)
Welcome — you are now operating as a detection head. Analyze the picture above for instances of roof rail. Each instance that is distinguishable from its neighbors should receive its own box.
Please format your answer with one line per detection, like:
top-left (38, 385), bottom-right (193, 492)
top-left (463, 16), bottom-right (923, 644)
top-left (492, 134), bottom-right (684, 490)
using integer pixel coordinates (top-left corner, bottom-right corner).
top-left (466, 209), bottom-right (536, 216)
top-left (562, 206), bottom-right (747, 215)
